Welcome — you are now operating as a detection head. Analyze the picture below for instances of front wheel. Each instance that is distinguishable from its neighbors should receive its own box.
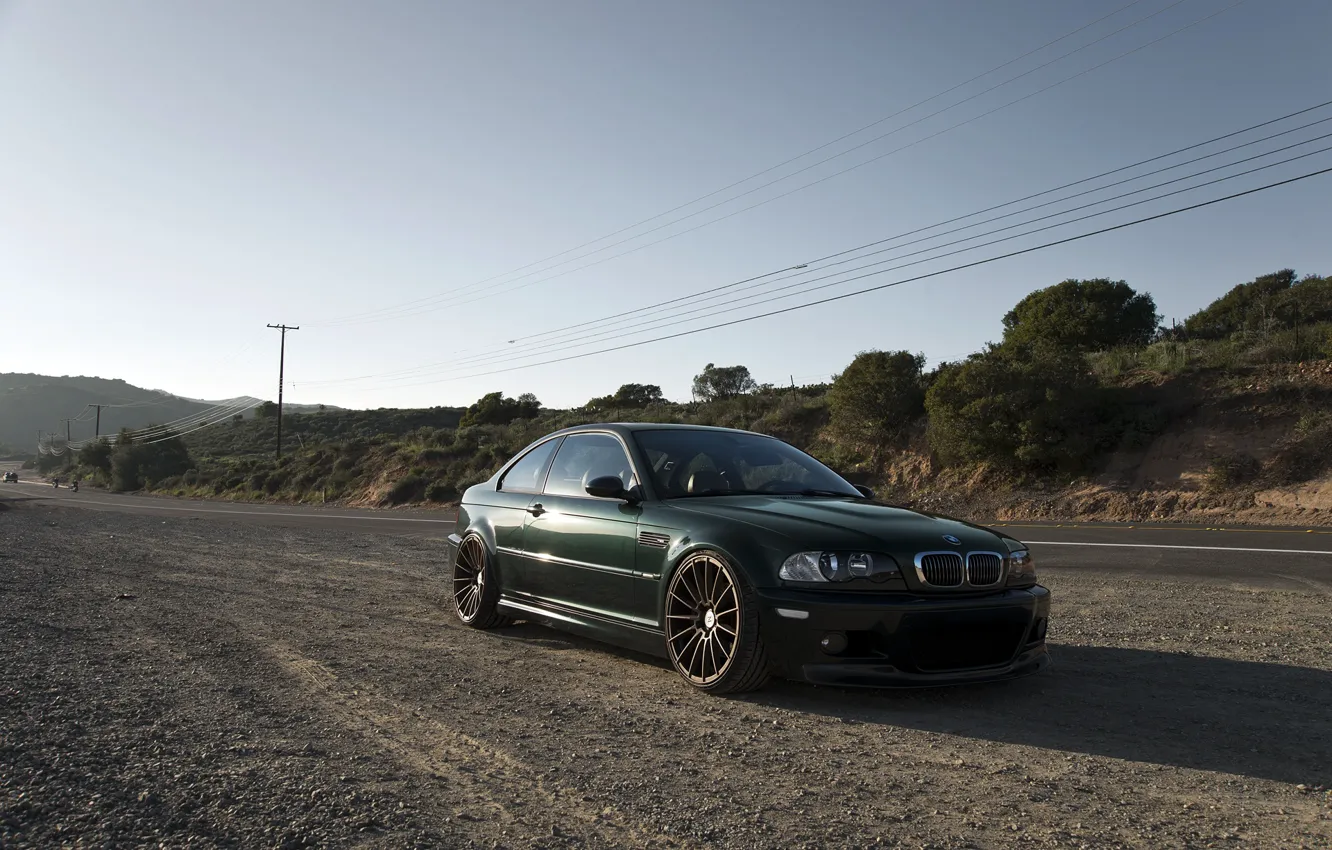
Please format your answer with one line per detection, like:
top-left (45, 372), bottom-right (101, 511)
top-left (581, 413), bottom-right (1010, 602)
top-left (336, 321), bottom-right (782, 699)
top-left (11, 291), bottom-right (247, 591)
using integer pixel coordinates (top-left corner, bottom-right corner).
top-left (664, 550), bottom-right (769, 694)
top-left (451, 535), bottom-right (512, 629)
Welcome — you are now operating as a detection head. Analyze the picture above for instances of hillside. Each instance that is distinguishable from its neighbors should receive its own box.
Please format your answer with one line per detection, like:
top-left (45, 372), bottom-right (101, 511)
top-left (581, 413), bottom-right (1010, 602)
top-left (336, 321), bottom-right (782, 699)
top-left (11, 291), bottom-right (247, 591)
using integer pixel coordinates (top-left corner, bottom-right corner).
top-left (0, 374), bottom-right (227, 455)
top-left (33, 268), bottom-right (1332, 526)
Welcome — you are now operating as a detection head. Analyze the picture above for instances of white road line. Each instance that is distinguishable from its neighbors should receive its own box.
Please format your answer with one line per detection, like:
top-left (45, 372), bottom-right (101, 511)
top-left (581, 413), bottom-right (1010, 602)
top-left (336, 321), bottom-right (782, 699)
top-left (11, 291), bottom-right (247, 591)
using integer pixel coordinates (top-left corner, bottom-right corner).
top-left (1027, 540), bottom-right (1332, 556)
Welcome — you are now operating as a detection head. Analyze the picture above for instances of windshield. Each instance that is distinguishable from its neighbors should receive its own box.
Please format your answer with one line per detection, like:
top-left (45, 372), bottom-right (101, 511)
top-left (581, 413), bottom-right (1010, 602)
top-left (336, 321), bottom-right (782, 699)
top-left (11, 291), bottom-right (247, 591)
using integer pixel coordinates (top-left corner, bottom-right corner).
top-left (632, 429), bottom-right (861, 498)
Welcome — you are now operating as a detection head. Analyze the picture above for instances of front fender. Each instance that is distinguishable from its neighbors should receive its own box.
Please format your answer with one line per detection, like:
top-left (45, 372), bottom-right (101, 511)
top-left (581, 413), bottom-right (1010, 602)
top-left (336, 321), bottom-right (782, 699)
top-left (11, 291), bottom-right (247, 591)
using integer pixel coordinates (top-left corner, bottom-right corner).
top-left (653, 529), bottom-right (790, 621)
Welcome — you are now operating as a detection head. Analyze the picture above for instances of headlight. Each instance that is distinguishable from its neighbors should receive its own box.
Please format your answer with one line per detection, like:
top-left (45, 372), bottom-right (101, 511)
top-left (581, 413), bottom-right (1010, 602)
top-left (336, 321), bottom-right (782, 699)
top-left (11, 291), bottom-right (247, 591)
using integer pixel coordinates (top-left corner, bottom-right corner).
top-left (780, 551), bottom-right (900, 583)
top-left (1007, 548), bottom-right (1036, 582)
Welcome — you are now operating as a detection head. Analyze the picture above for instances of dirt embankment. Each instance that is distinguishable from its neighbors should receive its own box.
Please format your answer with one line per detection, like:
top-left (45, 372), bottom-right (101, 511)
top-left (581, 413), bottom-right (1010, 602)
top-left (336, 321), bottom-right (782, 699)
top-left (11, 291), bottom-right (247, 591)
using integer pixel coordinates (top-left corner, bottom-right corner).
top-left (3, 502), bottom-right (1330, 848)
top-left (886, 363), bottom-right (1332, 528)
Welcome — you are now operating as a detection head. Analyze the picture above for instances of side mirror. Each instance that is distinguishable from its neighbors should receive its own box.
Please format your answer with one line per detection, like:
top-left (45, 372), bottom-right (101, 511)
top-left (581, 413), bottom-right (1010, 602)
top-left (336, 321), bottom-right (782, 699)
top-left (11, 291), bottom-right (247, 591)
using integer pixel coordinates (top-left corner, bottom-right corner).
top-left (854, 485), bottom-right (875, 500)
top-left (585, 475), bottom-right (632, 501)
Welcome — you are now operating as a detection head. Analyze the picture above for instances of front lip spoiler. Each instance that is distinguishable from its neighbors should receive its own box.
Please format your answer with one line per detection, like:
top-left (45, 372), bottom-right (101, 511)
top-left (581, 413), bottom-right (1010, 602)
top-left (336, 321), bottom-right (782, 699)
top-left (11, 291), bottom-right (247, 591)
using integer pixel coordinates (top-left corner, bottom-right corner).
top-left (798, 644), bottom-right (1050, 689)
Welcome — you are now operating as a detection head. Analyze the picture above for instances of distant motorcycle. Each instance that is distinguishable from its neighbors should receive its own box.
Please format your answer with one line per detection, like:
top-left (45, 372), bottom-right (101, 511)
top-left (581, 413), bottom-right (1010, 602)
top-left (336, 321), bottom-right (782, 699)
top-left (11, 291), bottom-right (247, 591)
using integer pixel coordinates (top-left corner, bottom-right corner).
top-left (70, 480), bottom-right (79, 492)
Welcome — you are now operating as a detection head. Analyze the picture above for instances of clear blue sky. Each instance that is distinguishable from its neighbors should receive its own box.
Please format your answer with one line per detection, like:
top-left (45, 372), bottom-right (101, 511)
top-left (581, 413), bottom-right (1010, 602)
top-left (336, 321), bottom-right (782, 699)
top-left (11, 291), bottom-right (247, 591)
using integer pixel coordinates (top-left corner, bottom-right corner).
top-left (1, 0), bottom-right (1328, 409)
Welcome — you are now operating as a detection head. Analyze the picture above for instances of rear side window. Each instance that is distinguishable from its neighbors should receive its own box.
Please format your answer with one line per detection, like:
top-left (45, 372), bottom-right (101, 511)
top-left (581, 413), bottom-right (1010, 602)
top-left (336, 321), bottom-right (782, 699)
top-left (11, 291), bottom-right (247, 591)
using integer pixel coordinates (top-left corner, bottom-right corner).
top-left (499, 439), bottom-right (560, 493)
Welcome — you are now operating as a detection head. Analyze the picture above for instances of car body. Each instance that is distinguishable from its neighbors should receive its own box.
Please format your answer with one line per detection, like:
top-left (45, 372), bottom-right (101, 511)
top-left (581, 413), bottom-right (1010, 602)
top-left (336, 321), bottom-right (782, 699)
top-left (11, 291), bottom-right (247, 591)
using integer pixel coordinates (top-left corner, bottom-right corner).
top-left (445, 423), bottom-right (1049, 693)
top-left (2, 471), bottom-right (17, 483)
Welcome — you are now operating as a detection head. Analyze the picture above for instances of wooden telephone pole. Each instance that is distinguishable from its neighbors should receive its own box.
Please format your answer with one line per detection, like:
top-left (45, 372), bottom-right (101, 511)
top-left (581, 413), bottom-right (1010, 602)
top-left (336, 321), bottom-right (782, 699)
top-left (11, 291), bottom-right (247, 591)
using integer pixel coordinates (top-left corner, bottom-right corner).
top-left (266, 324), bottom-right (299, 459)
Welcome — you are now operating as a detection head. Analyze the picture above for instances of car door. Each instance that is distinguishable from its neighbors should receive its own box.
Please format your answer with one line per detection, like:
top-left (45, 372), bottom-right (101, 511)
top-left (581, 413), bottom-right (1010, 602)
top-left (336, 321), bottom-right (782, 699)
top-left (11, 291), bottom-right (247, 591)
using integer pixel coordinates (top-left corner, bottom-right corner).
top-left (520, 432), bottom-right (649, 626)
top-left (485, 437), bottom-right (562, 596)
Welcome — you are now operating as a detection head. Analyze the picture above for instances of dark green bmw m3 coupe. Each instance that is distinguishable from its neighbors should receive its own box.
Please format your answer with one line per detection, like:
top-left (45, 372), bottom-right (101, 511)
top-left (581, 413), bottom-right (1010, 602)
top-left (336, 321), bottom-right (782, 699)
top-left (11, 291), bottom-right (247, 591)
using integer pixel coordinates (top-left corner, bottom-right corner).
top-left (444, 423), bottom-right (1050, 694)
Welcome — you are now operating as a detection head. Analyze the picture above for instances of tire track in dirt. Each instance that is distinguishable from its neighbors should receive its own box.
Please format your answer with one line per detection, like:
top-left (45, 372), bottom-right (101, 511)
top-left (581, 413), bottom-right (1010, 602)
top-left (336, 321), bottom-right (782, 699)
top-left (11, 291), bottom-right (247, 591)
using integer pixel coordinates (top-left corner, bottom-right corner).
top-left (263, 640), bottom-right (706, 850)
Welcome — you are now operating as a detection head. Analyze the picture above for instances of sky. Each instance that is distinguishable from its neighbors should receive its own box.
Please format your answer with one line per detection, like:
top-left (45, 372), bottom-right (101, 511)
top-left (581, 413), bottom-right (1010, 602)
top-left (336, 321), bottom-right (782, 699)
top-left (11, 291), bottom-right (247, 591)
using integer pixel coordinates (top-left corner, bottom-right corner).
top-left (0, 0), bottom-right (1329, 410)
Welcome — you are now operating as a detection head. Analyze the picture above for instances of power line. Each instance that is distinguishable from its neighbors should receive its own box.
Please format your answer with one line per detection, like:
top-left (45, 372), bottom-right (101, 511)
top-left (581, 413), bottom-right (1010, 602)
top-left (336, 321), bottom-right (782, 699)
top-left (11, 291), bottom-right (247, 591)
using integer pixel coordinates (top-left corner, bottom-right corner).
top-left (301, 100), bottom-right (1331, 387)
top-left (67, 397), bottom-right (263, 449)
top-left (364, 164), bottom-right (1332, 389)
top-left (132, 400), bottom-right (268, 445)
top-left (376, 131), bottom-right (1332, 378)
top-left (336, 145), bottom-right (1332, 387)
top-left (314, 0), bottom-right (1218, 329)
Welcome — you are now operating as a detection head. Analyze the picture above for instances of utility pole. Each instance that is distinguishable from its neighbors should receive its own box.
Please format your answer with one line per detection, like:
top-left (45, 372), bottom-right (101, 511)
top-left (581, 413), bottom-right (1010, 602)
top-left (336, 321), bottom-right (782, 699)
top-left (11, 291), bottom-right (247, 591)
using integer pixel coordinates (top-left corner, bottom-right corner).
top-left (93, 404), bottom-right (104, 439)
top-left (266, 324), bottom-right (299, 459)
top-left (59, 419), bottom-right (74, 468)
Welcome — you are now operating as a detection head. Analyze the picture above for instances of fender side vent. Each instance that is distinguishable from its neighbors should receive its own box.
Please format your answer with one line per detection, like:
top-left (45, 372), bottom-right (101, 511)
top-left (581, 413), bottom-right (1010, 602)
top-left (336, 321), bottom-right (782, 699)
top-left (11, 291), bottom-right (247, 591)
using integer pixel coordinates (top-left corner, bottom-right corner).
top-left (638, 531), bottom-right (670, 549)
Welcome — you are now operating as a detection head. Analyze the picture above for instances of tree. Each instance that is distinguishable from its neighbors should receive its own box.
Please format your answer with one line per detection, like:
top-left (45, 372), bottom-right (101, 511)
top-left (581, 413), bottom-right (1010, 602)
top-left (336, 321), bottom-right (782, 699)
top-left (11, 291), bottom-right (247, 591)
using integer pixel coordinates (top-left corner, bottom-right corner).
top-left (1183, 269), bottom-right (1332, 340)
top-left (827, 351), bottom-right (926, 460)
top-left (459, 392), bottom-right (542, 428)
top-left (109, 433), bottom-right (193, 491)
top-left (925, 346), bottom-right (1105, 474)
top-left (692, 364), bottom-right (757, 402)
top-left (585, 383), bottom-right (665, 411)
top-left (1002, 279), bottom-right (1159, 354)
top-left (78, 438), bottom-right (113, 476)
top-left (255, 401), bottom-right (279, 419)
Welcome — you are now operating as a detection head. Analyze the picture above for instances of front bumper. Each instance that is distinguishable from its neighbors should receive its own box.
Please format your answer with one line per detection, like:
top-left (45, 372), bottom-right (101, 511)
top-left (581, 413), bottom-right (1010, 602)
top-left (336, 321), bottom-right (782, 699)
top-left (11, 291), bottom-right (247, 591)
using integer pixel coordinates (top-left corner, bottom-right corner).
top-left (757, 584), bottom-right (1050, 688)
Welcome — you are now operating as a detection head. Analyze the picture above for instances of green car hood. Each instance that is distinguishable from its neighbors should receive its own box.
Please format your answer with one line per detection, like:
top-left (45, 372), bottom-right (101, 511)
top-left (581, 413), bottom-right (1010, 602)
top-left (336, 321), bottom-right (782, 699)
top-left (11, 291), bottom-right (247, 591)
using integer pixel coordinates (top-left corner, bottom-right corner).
top-left (667, 496), bottom-right (1011, 554)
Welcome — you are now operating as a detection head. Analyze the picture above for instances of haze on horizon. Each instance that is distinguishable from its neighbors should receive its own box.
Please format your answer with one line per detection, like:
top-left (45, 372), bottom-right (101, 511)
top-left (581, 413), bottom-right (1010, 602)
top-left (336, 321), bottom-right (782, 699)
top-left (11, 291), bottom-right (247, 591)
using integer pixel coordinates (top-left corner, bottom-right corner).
top-left (1, 0), bottom-right (1328, 411)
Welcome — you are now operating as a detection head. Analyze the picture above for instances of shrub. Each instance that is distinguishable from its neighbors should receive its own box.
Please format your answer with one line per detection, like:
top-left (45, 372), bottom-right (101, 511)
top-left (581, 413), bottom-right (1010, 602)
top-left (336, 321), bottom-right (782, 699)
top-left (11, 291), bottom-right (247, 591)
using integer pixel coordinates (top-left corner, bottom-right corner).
top-left (1267, 411), bottom-right (1332, 484)
top-left (1002, 279), bottom-right (1160, 353)
top-left (425, 480), bottom-right (459, 503)
top-left (827, 351), bottom-right (926, 461)
top-left (926, 347), bottom-right (1105, 474)
top-left (418, 447), bottom-right (449, 464)
top-left (1204, 453), bottom-right (1261, 492)
top-left (385, 474), bottom-right (427, 505)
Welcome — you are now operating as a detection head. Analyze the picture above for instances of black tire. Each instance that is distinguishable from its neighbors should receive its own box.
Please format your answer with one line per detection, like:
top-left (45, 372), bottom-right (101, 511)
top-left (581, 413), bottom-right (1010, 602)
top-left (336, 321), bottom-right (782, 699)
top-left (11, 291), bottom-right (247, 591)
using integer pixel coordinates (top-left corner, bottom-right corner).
top-left (664, 549), bottom-right (770, 694)
top-left (451, 535), bottom-right (513, 630)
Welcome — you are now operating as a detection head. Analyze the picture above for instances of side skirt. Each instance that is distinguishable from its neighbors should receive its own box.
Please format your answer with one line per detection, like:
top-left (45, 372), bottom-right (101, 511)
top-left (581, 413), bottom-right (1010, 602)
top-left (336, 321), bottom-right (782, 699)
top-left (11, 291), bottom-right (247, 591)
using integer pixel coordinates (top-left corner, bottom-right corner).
top-left (497, 595), bottom-right (668, 660)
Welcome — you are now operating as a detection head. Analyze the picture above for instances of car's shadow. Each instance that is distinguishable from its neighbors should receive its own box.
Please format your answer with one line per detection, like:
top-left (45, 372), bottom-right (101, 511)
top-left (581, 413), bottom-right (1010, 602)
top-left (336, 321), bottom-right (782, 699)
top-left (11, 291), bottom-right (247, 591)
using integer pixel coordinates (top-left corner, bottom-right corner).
top-left (496, 623), bottom-right (1332, 786)
top-left (753, 645), bottom-right (1332, 786)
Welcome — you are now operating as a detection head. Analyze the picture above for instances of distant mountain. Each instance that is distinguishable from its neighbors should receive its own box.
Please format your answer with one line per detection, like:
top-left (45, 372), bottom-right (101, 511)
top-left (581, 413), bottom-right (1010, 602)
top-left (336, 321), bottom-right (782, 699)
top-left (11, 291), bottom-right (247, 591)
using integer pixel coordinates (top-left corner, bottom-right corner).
top-left (0, 374), bottom-right (273, 454)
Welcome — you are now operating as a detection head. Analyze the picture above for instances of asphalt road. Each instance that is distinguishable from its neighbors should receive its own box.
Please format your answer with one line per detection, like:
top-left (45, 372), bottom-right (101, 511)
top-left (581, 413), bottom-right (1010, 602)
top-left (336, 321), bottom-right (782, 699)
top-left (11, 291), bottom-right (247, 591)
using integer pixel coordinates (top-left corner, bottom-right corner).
top-left (5, 475), bottom-right (1330, 592)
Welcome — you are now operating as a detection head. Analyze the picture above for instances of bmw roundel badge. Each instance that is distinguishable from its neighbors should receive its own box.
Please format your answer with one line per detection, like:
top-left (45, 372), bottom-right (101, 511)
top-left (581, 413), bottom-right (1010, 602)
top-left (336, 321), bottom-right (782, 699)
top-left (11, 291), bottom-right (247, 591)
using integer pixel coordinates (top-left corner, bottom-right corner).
top-left (942, 534), bottom-right (961, 545)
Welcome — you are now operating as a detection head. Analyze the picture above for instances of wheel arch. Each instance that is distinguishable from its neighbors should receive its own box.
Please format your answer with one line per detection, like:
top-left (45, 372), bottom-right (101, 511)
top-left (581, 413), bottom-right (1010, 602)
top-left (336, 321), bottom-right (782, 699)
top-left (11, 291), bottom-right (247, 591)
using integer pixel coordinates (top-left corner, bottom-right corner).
top-left (654, 531), bottom-right (785, 622)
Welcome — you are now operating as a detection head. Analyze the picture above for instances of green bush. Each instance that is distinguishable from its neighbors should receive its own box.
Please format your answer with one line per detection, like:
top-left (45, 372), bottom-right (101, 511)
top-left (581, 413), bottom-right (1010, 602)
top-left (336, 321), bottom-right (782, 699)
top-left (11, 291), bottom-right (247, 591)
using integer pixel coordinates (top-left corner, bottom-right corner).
top-left (1204, 453), bottom-right (1261, 492)
top-left (827, 351), bottom-right (925, 460)
top-left (926, 348), bottom-right (1106, 474)
top-left (385, 474), bottom-right (427, 505)
top-left (425, 480), bottom-right (458, 503)
top-left (1002, 279), bottom-right (1159, 353)
top-left (418, 447), bottom-right (449, 464)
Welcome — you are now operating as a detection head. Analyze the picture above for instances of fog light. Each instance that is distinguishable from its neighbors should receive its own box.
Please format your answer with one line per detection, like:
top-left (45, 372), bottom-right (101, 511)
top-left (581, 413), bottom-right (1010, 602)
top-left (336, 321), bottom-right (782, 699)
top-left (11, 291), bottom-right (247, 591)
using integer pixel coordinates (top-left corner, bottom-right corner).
top-left (819, 632), bottom-right (848, 655)
top-left (1031, 617), bottom-right (1048, 641)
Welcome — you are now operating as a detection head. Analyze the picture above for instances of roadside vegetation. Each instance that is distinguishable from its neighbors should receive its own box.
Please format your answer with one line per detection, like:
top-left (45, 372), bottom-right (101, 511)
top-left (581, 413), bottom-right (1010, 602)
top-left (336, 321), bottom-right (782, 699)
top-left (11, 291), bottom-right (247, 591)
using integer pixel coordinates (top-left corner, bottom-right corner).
top-left (50, 269), bottom-right (1332, 520)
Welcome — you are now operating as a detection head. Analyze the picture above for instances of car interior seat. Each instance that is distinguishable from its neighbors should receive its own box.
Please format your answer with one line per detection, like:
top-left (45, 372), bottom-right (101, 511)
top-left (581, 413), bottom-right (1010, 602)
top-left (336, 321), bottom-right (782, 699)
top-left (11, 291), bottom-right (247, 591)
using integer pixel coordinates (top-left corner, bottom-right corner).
top-left (686, 469), bottom-right (730, 495)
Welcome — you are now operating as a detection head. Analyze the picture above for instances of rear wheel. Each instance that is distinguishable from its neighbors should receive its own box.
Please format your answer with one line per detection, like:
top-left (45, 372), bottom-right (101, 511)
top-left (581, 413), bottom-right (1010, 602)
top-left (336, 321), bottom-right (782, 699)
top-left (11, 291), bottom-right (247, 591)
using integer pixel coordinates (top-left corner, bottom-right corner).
top-left (452, 535), bottom-right (512, 629)
top-left (664, 550), bottom-right (769, 694)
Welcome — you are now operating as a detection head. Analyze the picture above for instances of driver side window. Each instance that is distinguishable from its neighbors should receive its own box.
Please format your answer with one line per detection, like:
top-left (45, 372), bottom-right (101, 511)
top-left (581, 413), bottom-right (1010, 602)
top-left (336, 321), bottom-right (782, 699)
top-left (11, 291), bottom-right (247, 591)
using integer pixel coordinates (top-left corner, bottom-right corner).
top-left (544, 434), bottom-right (636, 498)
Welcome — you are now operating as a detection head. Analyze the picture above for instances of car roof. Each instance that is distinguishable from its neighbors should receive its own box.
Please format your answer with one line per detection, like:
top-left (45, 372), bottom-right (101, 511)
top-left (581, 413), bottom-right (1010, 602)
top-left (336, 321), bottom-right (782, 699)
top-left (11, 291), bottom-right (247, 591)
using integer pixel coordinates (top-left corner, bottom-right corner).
top-left (543, 422), bottom-right (772, 439)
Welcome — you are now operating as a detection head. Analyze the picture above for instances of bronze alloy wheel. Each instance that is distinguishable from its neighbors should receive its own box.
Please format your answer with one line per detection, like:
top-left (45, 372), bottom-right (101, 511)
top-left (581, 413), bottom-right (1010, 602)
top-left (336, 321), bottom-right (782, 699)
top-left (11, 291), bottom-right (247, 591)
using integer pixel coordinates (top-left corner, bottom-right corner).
top-left (665, 551), bottom-right (769, 693)
top-left (452, 535), bottom-right (511, 629)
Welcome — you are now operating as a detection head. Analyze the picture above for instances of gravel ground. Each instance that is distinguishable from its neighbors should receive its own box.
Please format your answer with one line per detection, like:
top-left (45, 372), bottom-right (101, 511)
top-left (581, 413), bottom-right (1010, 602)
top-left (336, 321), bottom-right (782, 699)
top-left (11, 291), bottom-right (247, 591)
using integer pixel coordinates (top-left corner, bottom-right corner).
top-left (2, 501), bottom-right (1331, 849)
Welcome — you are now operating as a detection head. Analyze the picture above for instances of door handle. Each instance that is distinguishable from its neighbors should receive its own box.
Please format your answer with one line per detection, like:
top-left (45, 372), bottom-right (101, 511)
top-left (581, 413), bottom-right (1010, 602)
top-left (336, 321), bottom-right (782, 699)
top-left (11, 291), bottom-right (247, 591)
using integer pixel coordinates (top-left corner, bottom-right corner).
top-left (527, 503), bottom-right (545, 516)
